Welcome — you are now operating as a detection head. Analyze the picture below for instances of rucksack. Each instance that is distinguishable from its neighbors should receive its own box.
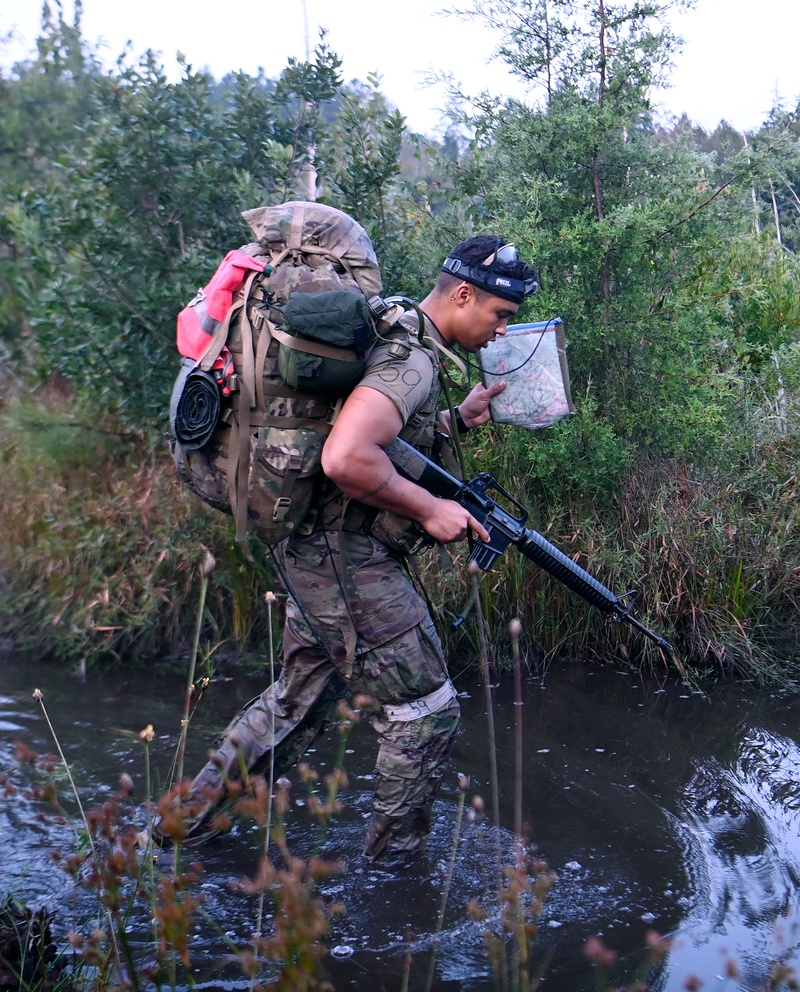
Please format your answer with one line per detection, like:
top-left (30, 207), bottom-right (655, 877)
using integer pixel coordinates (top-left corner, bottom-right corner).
top-left (169, 200), bottom-right (406, 545)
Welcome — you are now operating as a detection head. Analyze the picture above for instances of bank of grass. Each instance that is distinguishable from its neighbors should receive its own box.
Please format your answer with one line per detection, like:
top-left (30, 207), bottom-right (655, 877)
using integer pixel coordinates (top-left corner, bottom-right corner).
top-left (446, 435), bottom-right (800, 685)
top-left (1, 384), bottom-right (798, 686)
top-left (0, 386), bottom-right (275, 672)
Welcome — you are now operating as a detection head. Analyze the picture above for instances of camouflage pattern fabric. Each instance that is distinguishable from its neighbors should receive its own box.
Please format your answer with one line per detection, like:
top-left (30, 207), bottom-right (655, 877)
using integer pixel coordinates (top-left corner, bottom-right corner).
top-left (178, 529), bottom-right (459, 858)
top-left (241, 200), bottom-right (383, 300)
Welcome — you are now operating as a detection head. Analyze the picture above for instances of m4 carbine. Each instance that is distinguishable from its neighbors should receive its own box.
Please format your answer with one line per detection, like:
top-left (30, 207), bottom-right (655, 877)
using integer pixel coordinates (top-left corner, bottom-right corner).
top-left (384, 437), bottom-right (674, 654)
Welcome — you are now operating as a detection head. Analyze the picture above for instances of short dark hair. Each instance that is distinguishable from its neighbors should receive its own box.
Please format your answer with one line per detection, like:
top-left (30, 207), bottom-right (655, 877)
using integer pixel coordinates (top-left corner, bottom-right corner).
top-left (438, 235), bottom-right (539, 303)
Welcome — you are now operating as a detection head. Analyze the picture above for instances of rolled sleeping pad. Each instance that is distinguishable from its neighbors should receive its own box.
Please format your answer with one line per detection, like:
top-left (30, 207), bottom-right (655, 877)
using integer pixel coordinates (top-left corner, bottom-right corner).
top-left (170, 362), bottom-right (221, 450)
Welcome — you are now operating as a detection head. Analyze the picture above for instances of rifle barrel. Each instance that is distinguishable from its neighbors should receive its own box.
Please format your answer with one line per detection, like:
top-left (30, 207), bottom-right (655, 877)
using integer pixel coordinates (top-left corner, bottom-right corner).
top-left (515, 528), bottom-right (621, 614)
top-left (517, 528), bottom-right (675, 652)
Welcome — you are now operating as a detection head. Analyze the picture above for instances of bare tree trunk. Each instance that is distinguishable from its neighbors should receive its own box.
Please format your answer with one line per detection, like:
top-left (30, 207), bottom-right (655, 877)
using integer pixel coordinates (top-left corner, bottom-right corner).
top-left (742, 132), bottom-right (761, 236)
top-left (769, 178), bottom-right (782, 244)
top-left (594, 0), bottom-right (611, 356)
top-left (597, 0), bottom-right (606, 107)
top-left (545, 2), bottom-right (553, 105)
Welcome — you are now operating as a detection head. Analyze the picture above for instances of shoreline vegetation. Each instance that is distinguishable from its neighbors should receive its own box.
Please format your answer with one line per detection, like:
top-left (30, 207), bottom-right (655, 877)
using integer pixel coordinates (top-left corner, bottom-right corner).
top-left (1, 376), bottom-right (797, 687)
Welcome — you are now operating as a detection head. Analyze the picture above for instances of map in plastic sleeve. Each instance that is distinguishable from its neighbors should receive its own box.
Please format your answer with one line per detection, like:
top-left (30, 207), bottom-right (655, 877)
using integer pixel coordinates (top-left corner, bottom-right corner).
top-left (479, 318), bottom-right (574, 429)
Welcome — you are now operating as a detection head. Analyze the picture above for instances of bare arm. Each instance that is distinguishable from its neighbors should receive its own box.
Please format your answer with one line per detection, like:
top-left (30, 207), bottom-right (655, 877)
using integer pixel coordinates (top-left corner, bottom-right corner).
top-left (321, 386), bottom-right (490, 544)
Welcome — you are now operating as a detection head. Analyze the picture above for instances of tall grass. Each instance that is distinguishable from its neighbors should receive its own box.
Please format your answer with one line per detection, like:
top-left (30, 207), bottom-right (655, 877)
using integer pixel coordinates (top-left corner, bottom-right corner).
top-left (0, 387), bottom-right (275, 671)
top-left (431, 386), bottom-right (800, 687)
top-left (1, 377), bottom-right (798, 685)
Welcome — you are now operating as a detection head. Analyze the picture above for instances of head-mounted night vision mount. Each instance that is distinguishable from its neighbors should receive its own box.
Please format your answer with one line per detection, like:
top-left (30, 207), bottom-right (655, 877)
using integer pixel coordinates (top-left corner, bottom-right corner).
top-left (441, 242), bottom-right (540, 305)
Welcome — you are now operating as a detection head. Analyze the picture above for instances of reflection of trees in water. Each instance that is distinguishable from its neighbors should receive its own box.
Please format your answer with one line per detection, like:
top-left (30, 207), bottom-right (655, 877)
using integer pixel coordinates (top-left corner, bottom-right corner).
top-left (459, 664), bottom-right (800, 987)
top-left (671, 726), bottom-right (800, 987)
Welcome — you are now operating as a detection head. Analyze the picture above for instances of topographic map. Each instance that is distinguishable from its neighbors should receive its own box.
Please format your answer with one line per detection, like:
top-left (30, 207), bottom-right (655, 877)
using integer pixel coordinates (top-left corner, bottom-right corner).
top-left (480, 319), bottom-right (574, 429)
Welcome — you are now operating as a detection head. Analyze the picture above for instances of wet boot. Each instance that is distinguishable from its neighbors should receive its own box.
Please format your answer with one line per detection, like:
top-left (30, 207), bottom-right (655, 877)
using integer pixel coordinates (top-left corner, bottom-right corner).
top-left (152, 673), bottom-right (342, 847)
top-left (151, 762), bottom-right (230, 848)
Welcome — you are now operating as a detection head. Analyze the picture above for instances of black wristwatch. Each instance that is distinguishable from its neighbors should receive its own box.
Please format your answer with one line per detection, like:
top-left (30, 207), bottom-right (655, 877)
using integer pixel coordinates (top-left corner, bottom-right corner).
top-left (453, 406), bottom-right (469, 435)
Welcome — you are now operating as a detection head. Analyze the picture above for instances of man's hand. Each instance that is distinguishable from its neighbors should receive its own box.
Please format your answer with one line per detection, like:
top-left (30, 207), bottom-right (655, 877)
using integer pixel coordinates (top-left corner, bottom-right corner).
top-left (446, 380), bottom-right (506, 432)
top-left (418, 499), bottom-right (490, 544)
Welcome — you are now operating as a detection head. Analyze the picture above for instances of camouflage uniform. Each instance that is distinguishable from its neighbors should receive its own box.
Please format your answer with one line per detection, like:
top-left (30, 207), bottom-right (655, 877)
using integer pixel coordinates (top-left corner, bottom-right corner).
top-left (178, 316), bottom-right (460, 859)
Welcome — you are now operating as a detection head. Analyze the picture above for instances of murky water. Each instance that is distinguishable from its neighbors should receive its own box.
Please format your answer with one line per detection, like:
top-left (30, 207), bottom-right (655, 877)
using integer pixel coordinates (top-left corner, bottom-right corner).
top-left (2, 647), bottom-right (800, 990)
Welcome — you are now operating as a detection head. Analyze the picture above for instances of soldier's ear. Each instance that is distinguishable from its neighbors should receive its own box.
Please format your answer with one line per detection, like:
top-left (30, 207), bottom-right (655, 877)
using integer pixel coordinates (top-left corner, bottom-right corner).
top-left (450, 282), bottom-right (472, 306)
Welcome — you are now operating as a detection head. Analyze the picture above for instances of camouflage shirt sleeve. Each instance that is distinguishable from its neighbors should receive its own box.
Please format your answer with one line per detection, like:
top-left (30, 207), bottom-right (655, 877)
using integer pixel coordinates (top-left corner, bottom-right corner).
top-left (358, 338), bottom-right (436, 426)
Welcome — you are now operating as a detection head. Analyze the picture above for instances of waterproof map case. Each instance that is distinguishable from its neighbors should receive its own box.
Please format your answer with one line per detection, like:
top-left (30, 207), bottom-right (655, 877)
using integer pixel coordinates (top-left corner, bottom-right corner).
top-left (479, 318), bottom-right (574, 430)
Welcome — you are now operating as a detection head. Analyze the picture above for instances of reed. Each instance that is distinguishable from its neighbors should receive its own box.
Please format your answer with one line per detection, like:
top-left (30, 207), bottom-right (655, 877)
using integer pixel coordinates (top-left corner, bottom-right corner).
top-left (424, 773), bottom-right (469, 992)
top-left (3, 716), bottom-right (348, 990)
top-left (173, 551), bottom-right (216, 788)
top-left (31, 689), bottom-right (132, 987)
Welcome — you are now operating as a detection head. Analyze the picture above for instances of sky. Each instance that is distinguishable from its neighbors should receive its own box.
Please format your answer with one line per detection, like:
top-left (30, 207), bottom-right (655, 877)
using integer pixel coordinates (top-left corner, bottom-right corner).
top-left (3, 0), bottom-right (800, 137)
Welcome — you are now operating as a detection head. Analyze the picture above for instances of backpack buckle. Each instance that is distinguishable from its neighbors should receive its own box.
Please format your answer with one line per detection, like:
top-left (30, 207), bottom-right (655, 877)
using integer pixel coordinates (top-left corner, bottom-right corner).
top-left (272, 497), bottom-right (292, 522)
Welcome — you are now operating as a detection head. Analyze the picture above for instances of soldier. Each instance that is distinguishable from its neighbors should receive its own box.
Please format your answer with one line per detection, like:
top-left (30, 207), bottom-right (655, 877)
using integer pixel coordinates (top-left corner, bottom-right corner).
top-left (156, 235), bottom-right (538, 860)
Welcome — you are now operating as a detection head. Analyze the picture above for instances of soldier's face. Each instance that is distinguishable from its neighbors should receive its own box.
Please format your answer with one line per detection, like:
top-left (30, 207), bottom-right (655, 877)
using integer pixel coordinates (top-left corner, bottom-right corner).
top-left (455, 292), bottom-right (519, 352)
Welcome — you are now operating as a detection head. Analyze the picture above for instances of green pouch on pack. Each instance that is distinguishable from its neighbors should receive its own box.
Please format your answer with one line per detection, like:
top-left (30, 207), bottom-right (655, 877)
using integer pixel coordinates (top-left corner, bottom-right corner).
top-left (277, 290), bottom-right (376, 395)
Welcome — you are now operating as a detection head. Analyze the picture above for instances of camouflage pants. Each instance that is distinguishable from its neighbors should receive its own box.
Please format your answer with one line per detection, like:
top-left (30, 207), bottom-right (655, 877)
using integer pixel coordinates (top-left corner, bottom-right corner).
top-left (188, 530), bottom-right (459, 859)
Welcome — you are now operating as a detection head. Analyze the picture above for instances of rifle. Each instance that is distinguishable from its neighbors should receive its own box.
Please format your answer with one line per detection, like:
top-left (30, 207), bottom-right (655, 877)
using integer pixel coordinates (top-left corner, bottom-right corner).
top-left (384, 437), bottom-right (674, 654)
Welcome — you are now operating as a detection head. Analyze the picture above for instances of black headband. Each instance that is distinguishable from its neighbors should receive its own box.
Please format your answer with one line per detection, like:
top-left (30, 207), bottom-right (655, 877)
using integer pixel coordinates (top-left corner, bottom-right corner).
top-left (441, 255), bottom-right (539, 304)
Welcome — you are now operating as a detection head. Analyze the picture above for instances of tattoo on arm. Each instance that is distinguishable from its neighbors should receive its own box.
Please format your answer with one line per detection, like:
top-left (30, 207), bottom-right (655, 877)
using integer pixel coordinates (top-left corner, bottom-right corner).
top-left (363, 473), bottom-right (393, 500)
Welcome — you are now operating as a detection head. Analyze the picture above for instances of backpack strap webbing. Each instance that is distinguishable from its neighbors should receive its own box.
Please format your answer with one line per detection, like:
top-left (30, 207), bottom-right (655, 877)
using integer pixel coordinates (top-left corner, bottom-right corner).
top-left (270, 324), bottom-right (362, 363)
top-left (266, 243), bottom-right (358, 283)
top-left (222, 268), bottom-right (262, 543)
top-left (254, 316), bottom-right (272, 412)
top-left (325, 220), bottom-right (365, 263)
top-left (289, 201), bottom-right (307, 250)
top-left (197, 286), bottom-right (248, 373)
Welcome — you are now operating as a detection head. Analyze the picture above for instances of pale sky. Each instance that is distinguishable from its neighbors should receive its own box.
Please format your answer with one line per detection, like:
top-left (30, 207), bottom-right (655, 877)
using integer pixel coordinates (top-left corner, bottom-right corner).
top-left (3, 0), bottom-right (800, 137)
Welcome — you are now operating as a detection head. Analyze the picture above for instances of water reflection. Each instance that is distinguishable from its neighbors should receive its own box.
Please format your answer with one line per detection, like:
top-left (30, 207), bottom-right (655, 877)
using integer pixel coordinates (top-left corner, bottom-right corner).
top-left (2, 649), bottom-right (800, 990)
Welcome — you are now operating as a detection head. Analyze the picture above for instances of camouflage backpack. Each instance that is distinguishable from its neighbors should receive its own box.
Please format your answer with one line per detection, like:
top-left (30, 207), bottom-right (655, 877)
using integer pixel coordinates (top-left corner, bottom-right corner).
top-left (169, 201), bottom-right (406, 545)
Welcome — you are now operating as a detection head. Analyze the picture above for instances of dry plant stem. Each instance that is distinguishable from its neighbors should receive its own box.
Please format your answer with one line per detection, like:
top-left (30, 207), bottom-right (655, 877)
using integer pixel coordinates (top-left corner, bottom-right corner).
top-left (511, 622), bottom-right (524, 846)
top-left (424, 776), bottom-right (468, 992)
top-left (400, 938), bottom-right (413, 992)
top-left (470, 571), bottom-right (510, 992)
top-left (266, 591), bottom-right (277, 828)
top-left (510, 630), bottom-right (530, 992)
top-left (471, 572), bottom-right (502, 869)
top-left (251, 591), bottom-right (278, 991)
top-left (141, 736), bottom-right (160, 950)
top-left (313, 707), bottom-right (354, 855)
top-left (174, 567), bottom-right (210, 787)
top-left (32, 689), bottom-right (128, 986)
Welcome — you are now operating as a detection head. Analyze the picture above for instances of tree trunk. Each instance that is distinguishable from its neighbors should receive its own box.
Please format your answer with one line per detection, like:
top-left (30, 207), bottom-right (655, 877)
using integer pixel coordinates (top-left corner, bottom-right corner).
top-left (594, 0), bottom-right (611, 356)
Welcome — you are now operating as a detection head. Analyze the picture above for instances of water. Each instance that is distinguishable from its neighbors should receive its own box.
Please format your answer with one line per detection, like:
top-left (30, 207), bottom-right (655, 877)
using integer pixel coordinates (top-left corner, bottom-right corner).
top-left (2, 648), bottom-right (800, 990)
